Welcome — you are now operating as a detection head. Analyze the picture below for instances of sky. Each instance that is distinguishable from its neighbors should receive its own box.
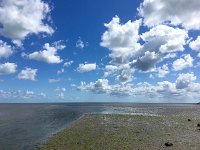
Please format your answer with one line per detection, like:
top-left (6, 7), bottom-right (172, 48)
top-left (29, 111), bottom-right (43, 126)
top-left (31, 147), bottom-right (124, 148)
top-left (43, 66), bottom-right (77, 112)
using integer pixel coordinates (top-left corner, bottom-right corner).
top-left (0, 0), bottom-right (200, 103)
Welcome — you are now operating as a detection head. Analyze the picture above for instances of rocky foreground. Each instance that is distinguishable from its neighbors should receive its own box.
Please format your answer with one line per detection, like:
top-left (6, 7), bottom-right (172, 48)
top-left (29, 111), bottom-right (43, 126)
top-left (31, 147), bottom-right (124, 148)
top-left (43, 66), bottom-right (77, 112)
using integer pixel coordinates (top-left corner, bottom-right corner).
top-left (38, 114), bottom-right (200, 150)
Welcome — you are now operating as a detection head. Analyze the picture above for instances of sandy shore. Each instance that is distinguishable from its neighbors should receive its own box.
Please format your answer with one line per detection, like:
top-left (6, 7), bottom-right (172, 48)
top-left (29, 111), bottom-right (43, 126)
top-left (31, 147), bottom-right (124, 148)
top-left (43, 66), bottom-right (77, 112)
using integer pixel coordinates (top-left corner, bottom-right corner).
top-left (38, 114), bottom-right (200, 150)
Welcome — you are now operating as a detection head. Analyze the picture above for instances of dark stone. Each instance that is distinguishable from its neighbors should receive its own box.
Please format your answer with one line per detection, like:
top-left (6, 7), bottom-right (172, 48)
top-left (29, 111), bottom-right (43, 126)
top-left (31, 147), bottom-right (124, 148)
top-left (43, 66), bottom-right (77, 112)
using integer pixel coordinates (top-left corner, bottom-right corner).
top-left (188, 119), bottom-right (191, 121)
top-left (197, 123), bottom-right (200, 127)
top-left (165, 142), bottom-right (173, 147)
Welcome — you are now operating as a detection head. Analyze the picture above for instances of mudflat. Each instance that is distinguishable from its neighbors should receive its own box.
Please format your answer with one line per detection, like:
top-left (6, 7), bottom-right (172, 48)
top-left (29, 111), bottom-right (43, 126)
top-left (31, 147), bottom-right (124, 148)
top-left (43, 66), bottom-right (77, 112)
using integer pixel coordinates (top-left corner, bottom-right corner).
top-left (38, 113), bottom-right (200, 150)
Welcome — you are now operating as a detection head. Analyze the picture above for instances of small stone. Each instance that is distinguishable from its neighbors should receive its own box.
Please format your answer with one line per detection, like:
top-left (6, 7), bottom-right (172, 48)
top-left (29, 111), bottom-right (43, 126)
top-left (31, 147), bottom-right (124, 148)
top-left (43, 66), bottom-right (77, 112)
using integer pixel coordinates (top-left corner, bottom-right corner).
top-left (188, 119), bottom-right (191, 121)
top-left (165, 142), bottom-right (173, 147)
top-left (197, 123), bottom-right (200, 127)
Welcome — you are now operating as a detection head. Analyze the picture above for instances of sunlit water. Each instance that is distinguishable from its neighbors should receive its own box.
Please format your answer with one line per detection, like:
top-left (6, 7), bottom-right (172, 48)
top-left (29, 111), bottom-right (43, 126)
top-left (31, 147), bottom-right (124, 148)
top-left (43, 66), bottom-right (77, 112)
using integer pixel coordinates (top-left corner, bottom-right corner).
top-left (0, 103), bottom-right (199, 150)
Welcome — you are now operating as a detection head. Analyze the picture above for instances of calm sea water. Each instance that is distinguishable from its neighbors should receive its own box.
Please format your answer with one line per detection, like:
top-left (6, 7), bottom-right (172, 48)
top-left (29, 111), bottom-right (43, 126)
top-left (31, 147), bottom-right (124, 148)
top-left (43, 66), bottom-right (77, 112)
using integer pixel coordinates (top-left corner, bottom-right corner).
top-left (0, 103), bottom-right (199, 150)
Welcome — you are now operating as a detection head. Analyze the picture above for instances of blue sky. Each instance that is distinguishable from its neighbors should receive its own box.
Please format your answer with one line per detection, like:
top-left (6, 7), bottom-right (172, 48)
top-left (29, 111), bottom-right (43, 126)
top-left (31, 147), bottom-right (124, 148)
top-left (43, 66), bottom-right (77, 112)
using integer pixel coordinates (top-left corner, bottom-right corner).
top-left (0, 0), bottom-right (200, 103)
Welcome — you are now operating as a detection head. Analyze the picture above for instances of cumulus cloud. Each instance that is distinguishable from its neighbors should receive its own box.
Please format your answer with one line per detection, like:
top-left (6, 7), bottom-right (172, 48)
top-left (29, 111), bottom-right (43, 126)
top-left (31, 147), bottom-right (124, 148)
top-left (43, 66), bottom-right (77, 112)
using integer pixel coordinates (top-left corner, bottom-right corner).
top-left (132, 25), bottom-right (187, 72)
top-left (76, 38), bottom-right (85, 49)
top-left (172, 54), bottom-right (193, 71)
top-left (163, 53), bottom-right (177, 59)
top-left (134, 51), bottom-right (160, 71)
top-left (63, 61), bottom-right (73, 67)
top-left (78, 79), bottom-right (111, 94)
top-left (77, 63), bottom-right (96, 73)
top-left (189, 36), bottom-right (200, 51)
top-left (0, 40), bottom-right (13, 58)
top-left (0, 62), bottom-right (17, 75)
top-left (156, 64), bottom-right (169, 78)
top-left (156, 81), bottom-right (179, 97)
top-left (176, 72), bottom-right (196, 89)
top-left (104, 64), bottom-right (134, 83)
top-left (12, 40), bottom-right (23, 48)
top-left (18, 67), bottom-right (37, 81)
top-left (57, 68), bottom-right (64, 75)
top-left (101, 16), bottom-right (189, 84)
top-left (76, 3), bottom-right (200, 101)
top-left (116, 64), bottom-right (134, 83)
top-left (141, 25), bottom-right (188, 54)
top-left (57, 60), bottom-right (74, 74)
top-left (138, 0), bottom-right (200, 30)
top-left (100, 16), bottom-right (141, 64)
top-left (103, 65), bottom-right (118, 77)
top-left (26, 41), bottom-right (65, 64)
top-left (78, 73), bottom-right (200, 101)
top-left (0, 0), bottom-right (54, 40)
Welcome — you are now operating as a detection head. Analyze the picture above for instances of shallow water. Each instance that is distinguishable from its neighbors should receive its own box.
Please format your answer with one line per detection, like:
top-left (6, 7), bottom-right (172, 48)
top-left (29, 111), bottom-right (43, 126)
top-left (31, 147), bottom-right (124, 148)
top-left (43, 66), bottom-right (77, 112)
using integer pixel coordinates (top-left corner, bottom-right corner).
top-left (0, 103), bottom-right (199, 150)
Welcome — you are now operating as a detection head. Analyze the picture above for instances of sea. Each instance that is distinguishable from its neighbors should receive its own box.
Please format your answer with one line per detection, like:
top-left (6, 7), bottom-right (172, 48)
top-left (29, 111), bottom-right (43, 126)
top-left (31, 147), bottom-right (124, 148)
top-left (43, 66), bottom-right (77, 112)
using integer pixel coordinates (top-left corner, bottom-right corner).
top-left (0, 103), bottom-right (199, 150)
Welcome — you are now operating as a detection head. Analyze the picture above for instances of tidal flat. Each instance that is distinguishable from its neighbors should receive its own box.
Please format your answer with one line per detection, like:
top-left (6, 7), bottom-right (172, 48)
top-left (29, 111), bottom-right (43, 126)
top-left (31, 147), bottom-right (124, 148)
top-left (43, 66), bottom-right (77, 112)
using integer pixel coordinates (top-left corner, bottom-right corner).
top-left (38, 113), bottom-right (200, 150)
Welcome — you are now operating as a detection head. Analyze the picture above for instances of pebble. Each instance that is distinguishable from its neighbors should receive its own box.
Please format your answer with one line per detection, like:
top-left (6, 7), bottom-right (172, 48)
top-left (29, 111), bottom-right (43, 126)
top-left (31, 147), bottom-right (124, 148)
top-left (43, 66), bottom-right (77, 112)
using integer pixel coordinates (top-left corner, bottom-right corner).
top-left (165, 142), bottom-right (173, 147)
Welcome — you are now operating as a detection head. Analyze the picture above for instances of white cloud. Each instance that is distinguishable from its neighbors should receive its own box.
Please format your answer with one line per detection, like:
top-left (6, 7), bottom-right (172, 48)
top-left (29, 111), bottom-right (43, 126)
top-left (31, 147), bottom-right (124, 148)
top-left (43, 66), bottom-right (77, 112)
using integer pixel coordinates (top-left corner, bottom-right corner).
top-left (149, 74), bottom-right (154, 79)
top-left (12, 40), bottom-right (23, 47)
top-left (78, 79), bottom-right (154, 97)
top-left (176, 72), bottom-right (196, 89)
top-left (77, 63), bottom-right (96, 73)
top-left (172, 54), bottom-right (193, 71)
top-left (63, 61), bottom-right (73, 67)
top-left (56, 87), bottom-right (66, 99)
top-left (57, 68), bottom-right (64, 75)
top-left (163, 53), bottom-right (177, 59)
top-left (0, 62), bottom-right (17, 75)
top-left (48, 78), bottom-right (60, 83)
top-left (77, 74), bottom-right (200, 101)
top-left (18, 67), bottom-right (37, 81)
top-left (27, 41), bottom-right (65, 64)
top-left (141, 25), bottom-right (188, 54)
top-left (57, 61), bottom-right (73, 75)
top-left (58, 92), bottom-right (64, 99)
top-left (100, 16), bottom-right (141, 64)
top-left (156, 81), bottom-right (179, 97)
top-left (156, 64), bottom-right (169, 78)
top-left (78, 79), bottom-right (111, 94)
top-left (0, 0), bottom-right (54, 40)
top-left (0, 40), bottom-right (13, 58)
top-left (103, 64), bottom-right (134, 84)
top-left (76, 38), bottom-right (85, 49)
top-left (134, 51), bottom-right (160, 71)
top-left (101, 16), bottom-right (188, 80)
top-left (24, 90), bottom-right (34, 98)
top-left (138, 0), bottom-right (200, 30)
top-left (116, 64), bottom-right (134, 83)
top-left (189, 36), bottom-right (200, 51)
top-left (0, 89), bottom-right (46, 100)
top-left (56, 87), bottom-right (66, 92)
top-left (104, 65), bottom-right (118, 77)
top-left (132, 25), bottom-right (188, 71)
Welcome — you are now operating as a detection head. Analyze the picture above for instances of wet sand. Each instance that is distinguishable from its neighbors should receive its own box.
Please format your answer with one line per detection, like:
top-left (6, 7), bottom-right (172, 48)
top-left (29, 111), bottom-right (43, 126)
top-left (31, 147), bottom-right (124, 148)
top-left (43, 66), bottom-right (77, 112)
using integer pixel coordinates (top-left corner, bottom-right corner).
top-left (38, 113), bottom-right (200, 150)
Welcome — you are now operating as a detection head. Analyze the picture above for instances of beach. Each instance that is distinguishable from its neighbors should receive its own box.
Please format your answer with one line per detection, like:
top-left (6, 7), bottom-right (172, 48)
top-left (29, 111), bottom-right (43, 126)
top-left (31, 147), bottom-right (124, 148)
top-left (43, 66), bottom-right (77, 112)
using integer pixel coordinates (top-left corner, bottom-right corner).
top-left (39, 112), bottom-right (200, 150)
